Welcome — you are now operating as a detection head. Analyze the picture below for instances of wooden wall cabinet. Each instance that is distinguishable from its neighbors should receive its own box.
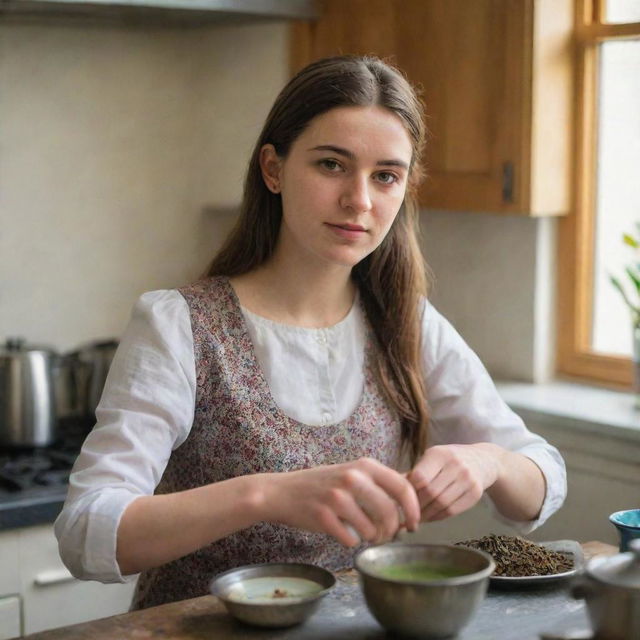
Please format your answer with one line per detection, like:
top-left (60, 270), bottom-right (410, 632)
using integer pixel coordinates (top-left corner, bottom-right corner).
top-left (291, 0), bottom-right (574, 216)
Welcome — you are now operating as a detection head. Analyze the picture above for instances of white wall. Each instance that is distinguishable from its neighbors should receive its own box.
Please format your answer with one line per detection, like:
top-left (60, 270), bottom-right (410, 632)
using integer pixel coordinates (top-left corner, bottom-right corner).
top-left (420, 209), bottom-right (557, 382)
top-left (0, 19), bottom-right (288, 352)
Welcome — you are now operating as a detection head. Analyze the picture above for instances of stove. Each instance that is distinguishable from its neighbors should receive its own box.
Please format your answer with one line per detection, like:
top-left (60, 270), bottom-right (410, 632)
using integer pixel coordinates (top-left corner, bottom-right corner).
top-left (0, 417), bottom-right (90, 492)
top-left (0, 417), bottom-right (93, 530)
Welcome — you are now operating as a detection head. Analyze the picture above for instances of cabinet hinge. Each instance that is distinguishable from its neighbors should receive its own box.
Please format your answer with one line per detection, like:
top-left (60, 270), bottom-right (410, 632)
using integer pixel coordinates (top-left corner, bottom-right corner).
top-left (502, 162), bottom-right (514, 203)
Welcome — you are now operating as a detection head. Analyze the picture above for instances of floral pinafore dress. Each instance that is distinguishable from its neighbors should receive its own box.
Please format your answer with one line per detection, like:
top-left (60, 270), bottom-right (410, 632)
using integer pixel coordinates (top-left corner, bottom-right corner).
top-left (132, 276), bottom-right (402, 609)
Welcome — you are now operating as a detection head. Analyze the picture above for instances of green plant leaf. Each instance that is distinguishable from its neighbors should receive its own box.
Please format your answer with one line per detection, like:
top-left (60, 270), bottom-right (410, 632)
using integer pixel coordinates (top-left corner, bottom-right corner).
top-left (611, 275), bottom-right (640, 315)
top-left (623, 233), bottom-right (639, 248)
top-left (626, 266), bottom-right (640, 296)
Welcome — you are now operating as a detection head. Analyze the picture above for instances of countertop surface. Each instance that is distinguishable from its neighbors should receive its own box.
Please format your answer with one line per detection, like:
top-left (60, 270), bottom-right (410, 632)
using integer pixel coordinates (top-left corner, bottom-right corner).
top-left (0, 484), bottom-right (66, 531)
top-left (22, 543), bottom-right (617, 640)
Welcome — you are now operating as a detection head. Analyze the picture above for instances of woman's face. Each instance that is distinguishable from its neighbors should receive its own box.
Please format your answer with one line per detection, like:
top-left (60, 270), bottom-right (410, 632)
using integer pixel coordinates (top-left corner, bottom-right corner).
top-left (262, 105), bottom-right (413, 270)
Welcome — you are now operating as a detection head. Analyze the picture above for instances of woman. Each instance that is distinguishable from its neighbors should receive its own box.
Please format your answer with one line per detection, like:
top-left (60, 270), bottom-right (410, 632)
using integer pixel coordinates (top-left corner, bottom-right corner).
top-left (55, 55), bottom-right (566, 609)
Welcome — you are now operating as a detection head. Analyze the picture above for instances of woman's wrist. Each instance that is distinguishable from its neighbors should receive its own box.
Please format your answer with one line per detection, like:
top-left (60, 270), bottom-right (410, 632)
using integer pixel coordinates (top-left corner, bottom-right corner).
top-left (238, 472), bottom-right (274, 525)
top-left (482, 445), bottom-right (546, 521)
top-left (469, 442), bottom-right (505, 490)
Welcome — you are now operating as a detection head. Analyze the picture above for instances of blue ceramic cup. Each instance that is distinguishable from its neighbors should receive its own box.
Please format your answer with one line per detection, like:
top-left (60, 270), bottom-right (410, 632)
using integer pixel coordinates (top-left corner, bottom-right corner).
top-left (609, 509), bottom-right (640, 551)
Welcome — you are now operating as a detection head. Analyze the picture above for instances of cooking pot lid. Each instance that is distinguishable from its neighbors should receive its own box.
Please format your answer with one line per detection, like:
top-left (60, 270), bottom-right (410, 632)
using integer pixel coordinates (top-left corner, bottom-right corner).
top-left (587, 539), bottom-right (640, 588)
top-left (1, 336), bottom-right (57, 356)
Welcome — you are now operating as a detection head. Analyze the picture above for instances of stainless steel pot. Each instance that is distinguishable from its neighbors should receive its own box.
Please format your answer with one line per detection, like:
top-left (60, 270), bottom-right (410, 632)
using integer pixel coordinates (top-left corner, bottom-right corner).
top-left (0, 337), bottom-right (58, 447)
top-left (572, 538), bottom-right (640, 640)
top-left (65, 339), bottom-right (118, 419)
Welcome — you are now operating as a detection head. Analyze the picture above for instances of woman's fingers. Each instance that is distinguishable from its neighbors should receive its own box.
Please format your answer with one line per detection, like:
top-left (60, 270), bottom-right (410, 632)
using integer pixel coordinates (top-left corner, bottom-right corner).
top-left (326, 488), bottom-right (379, 544)
top-left (424, 488), bottom-right (481, 522)
top-left (409, 446), bottom-right (486, 521)
top-left (332, 465), bottom-right (400, 543)
top-left (264, 458), bottom-right (420, 546)
top-left (316, 508), bottom-right (362, 547)
top-left (414, 468), bottom-right (450, 509)
top-left (351, 482), bottom-right (403, 543)
top-left (420, 479), bottom-right (466, 521)
top-left (320, 458), bottom-right (420, 544)
top-left (355, 457), bottom-right (421, 533)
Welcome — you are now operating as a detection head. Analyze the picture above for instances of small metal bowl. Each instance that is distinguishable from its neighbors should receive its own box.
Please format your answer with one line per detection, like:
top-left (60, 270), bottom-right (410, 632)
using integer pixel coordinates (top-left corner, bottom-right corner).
top-left (355, 543), bottom-right (495, 639)
top-left (209, 562), bottom-right (335, 628)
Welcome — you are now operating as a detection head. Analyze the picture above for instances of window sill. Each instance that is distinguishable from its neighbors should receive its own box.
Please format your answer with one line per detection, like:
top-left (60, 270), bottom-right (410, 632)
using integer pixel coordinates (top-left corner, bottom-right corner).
top-left (495, 379), bottom-right (640, 443)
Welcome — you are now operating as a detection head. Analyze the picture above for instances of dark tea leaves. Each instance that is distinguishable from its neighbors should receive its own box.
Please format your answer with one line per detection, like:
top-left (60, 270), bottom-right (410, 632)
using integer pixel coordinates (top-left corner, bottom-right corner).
top-left (455, 534), bottom-right (573, 577)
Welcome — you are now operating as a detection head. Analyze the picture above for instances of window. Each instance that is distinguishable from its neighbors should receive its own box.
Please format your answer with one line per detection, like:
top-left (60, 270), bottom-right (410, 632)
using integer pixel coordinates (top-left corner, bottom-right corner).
top-left (557, 0), bottom-right (640, 387)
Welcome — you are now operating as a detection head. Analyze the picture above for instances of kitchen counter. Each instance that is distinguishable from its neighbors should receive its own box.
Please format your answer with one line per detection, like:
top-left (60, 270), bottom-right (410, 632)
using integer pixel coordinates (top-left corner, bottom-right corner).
top-left (20, 544), bottom-right (618, 640)
top-left (0, 485), bottom-right (66, 531)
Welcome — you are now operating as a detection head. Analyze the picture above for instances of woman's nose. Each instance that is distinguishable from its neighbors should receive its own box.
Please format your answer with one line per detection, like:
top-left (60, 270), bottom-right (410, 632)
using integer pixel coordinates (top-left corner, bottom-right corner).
top-left (340, 175), bottom-right (372, 213)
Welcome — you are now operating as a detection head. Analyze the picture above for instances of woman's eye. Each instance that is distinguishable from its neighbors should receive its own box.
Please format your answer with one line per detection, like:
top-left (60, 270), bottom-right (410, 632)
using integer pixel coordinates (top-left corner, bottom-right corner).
top-left (376, 171), bottom-right (398, 185)
top-left (319, 159), bottom-right (342, 172)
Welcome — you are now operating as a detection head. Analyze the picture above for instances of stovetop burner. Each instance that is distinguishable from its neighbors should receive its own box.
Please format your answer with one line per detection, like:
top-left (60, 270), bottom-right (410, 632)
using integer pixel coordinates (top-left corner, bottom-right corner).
top-left (0, 452), bottom-right (72, 491)
top-left (0, 416), bottom-right (92, 493)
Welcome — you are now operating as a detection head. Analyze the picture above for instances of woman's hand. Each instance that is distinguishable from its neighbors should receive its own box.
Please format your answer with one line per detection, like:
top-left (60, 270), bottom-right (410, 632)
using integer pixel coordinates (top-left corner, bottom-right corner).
top-left (406, 443), bottom-right (503, 522)
top-left (258, 457), bottom-right (421, 547)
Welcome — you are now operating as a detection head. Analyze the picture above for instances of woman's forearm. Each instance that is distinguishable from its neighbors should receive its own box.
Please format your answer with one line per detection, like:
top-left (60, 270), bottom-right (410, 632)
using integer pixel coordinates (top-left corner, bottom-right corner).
top-left (479, 443), bottom-right (547, 522)
top-left (116, 474), bottom-right (265, 575)
top-left (117, 457), bottom-right (422, 576)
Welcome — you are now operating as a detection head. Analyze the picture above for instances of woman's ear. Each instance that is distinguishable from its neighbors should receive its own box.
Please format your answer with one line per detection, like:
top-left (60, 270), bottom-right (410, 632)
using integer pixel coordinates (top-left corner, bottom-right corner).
top-left (259, 144), bottom-right (283, 194)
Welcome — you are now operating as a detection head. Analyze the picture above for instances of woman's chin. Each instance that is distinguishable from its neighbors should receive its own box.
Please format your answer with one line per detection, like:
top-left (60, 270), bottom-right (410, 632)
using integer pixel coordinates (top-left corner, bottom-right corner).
top-left (319, 245), bottom-right (375, 269)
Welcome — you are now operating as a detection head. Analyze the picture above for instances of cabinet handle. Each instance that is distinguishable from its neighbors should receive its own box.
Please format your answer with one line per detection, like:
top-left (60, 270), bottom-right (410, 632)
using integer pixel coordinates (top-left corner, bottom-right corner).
top-left (502, 161), bottom-right (514, 203)
top-left (33, 568), bottom-right (75, 587)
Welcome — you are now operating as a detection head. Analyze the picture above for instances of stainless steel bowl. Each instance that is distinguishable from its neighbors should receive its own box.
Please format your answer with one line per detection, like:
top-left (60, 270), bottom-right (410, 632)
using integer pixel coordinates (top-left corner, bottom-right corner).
top-left (209, 562), bottom-right (335, 628)
top-left (355, 543), bottom-right (495, 639)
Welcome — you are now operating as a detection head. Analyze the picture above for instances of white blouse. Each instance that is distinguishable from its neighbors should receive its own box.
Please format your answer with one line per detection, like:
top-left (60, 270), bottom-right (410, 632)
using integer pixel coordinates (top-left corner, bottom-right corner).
top-left (54, 289), bottom-right (567, 584)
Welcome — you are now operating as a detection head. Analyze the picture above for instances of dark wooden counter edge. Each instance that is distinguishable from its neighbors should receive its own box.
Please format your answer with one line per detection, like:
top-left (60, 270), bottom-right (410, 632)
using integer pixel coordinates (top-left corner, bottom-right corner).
top-left (22, 594), bottom-right (225, 640)
top-left (20, 544), bottom-right (619, 640)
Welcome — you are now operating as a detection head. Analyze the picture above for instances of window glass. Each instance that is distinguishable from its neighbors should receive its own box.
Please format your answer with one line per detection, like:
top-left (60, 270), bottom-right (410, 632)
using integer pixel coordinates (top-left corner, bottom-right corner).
top-left (591, 38), bottom-right (640, 356)
top-left (605, 0), bottom-right (640, 23)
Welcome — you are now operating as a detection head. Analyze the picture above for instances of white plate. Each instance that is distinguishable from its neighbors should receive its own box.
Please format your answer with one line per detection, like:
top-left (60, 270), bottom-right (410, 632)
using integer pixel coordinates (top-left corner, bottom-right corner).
top-left (489, 540), bottom-right (584, 587)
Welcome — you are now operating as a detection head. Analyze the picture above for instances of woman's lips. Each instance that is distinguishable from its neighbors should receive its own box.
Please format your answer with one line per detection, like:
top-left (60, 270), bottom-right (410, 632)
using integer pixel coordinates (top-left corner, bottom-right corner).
top-left (326, 222), bottom-right (367, 240)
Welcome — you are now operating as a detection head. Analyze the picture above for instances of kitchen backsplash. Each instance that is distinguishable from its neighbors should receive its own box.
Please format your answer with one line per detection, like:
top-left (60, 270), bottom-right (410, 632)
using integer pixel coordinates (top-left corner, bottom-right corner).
top-left (1, 19), bottom-right (288, 351)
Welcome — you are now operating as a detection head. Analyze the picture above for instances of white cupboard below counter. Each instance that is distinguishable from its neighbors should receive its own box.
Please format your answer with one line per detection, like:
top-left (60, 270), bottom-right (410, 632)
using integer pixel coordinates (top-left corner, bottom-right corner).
top-left (0, 524), bottom-right (135, 637)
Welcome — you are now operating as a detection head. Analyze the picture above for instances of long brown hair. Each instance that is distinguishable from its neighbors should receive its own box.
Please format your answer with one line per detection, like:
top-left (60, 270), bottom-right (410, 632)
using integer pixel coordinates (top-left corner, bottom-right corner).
top-left (208, 55), bottom-right (430, 464)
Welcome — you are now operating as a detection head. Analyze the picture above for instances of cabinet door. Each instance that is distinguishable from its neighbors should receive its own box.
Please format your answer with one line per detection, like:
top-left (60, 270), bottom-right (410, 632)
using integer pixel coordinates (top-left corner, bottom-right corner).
top-left (395, 0), bottom-right (528, 213)
top-left (291, 0), bottom-right (571, 216)
top-left (0, 530), bottom-right (21, 595)
top-left (0, 596), bottom-right (21, 640)
top-left (291, 0), bottom-right (398, 66)
top-left (292, 0), bottom-right (527, 213)
top-left (18, 525), bottom-right (136, 635)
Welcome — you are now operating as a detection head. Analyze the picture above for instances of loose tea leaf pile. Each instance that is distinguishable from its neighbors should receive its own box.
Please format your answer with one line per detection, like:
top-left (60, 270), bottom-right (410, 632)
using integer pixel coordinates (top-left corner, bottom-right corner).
top-left (455, 534), bottom-right (573, 577)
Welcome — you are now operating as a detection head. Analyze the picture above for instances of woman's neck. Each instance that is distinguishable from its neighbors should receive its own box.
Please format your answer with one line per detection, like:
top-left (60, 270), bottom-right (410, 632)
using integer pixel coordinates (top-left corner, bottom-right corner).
top-left (229, 254), bottom-right (356, 328)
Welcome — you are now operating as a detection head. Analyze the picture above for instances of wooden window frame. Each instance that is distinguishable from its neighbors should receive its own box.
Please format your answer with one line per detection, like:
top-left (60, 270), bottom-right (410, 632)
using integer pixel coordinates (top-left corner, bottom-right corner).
top-left (557, 0), bottom-right (640, 387)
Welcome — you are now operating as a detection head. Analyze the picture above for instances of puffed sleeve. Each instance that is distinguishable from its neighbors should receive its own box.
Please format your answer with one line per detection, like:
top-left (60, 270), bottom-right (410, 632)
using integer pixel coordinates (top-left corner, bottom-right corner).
top-left (54, 289), bottom-right (196, 583)
top-left (420, 300), bottom-right (566, 533)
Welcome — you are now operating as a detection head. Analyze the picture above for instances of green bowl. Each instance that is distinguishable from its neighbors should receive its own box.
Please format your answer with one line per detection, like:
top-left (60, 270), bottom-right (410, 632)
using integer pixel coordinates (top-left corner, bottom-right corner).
top-left (355, 543), bottom-right (495, 639)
